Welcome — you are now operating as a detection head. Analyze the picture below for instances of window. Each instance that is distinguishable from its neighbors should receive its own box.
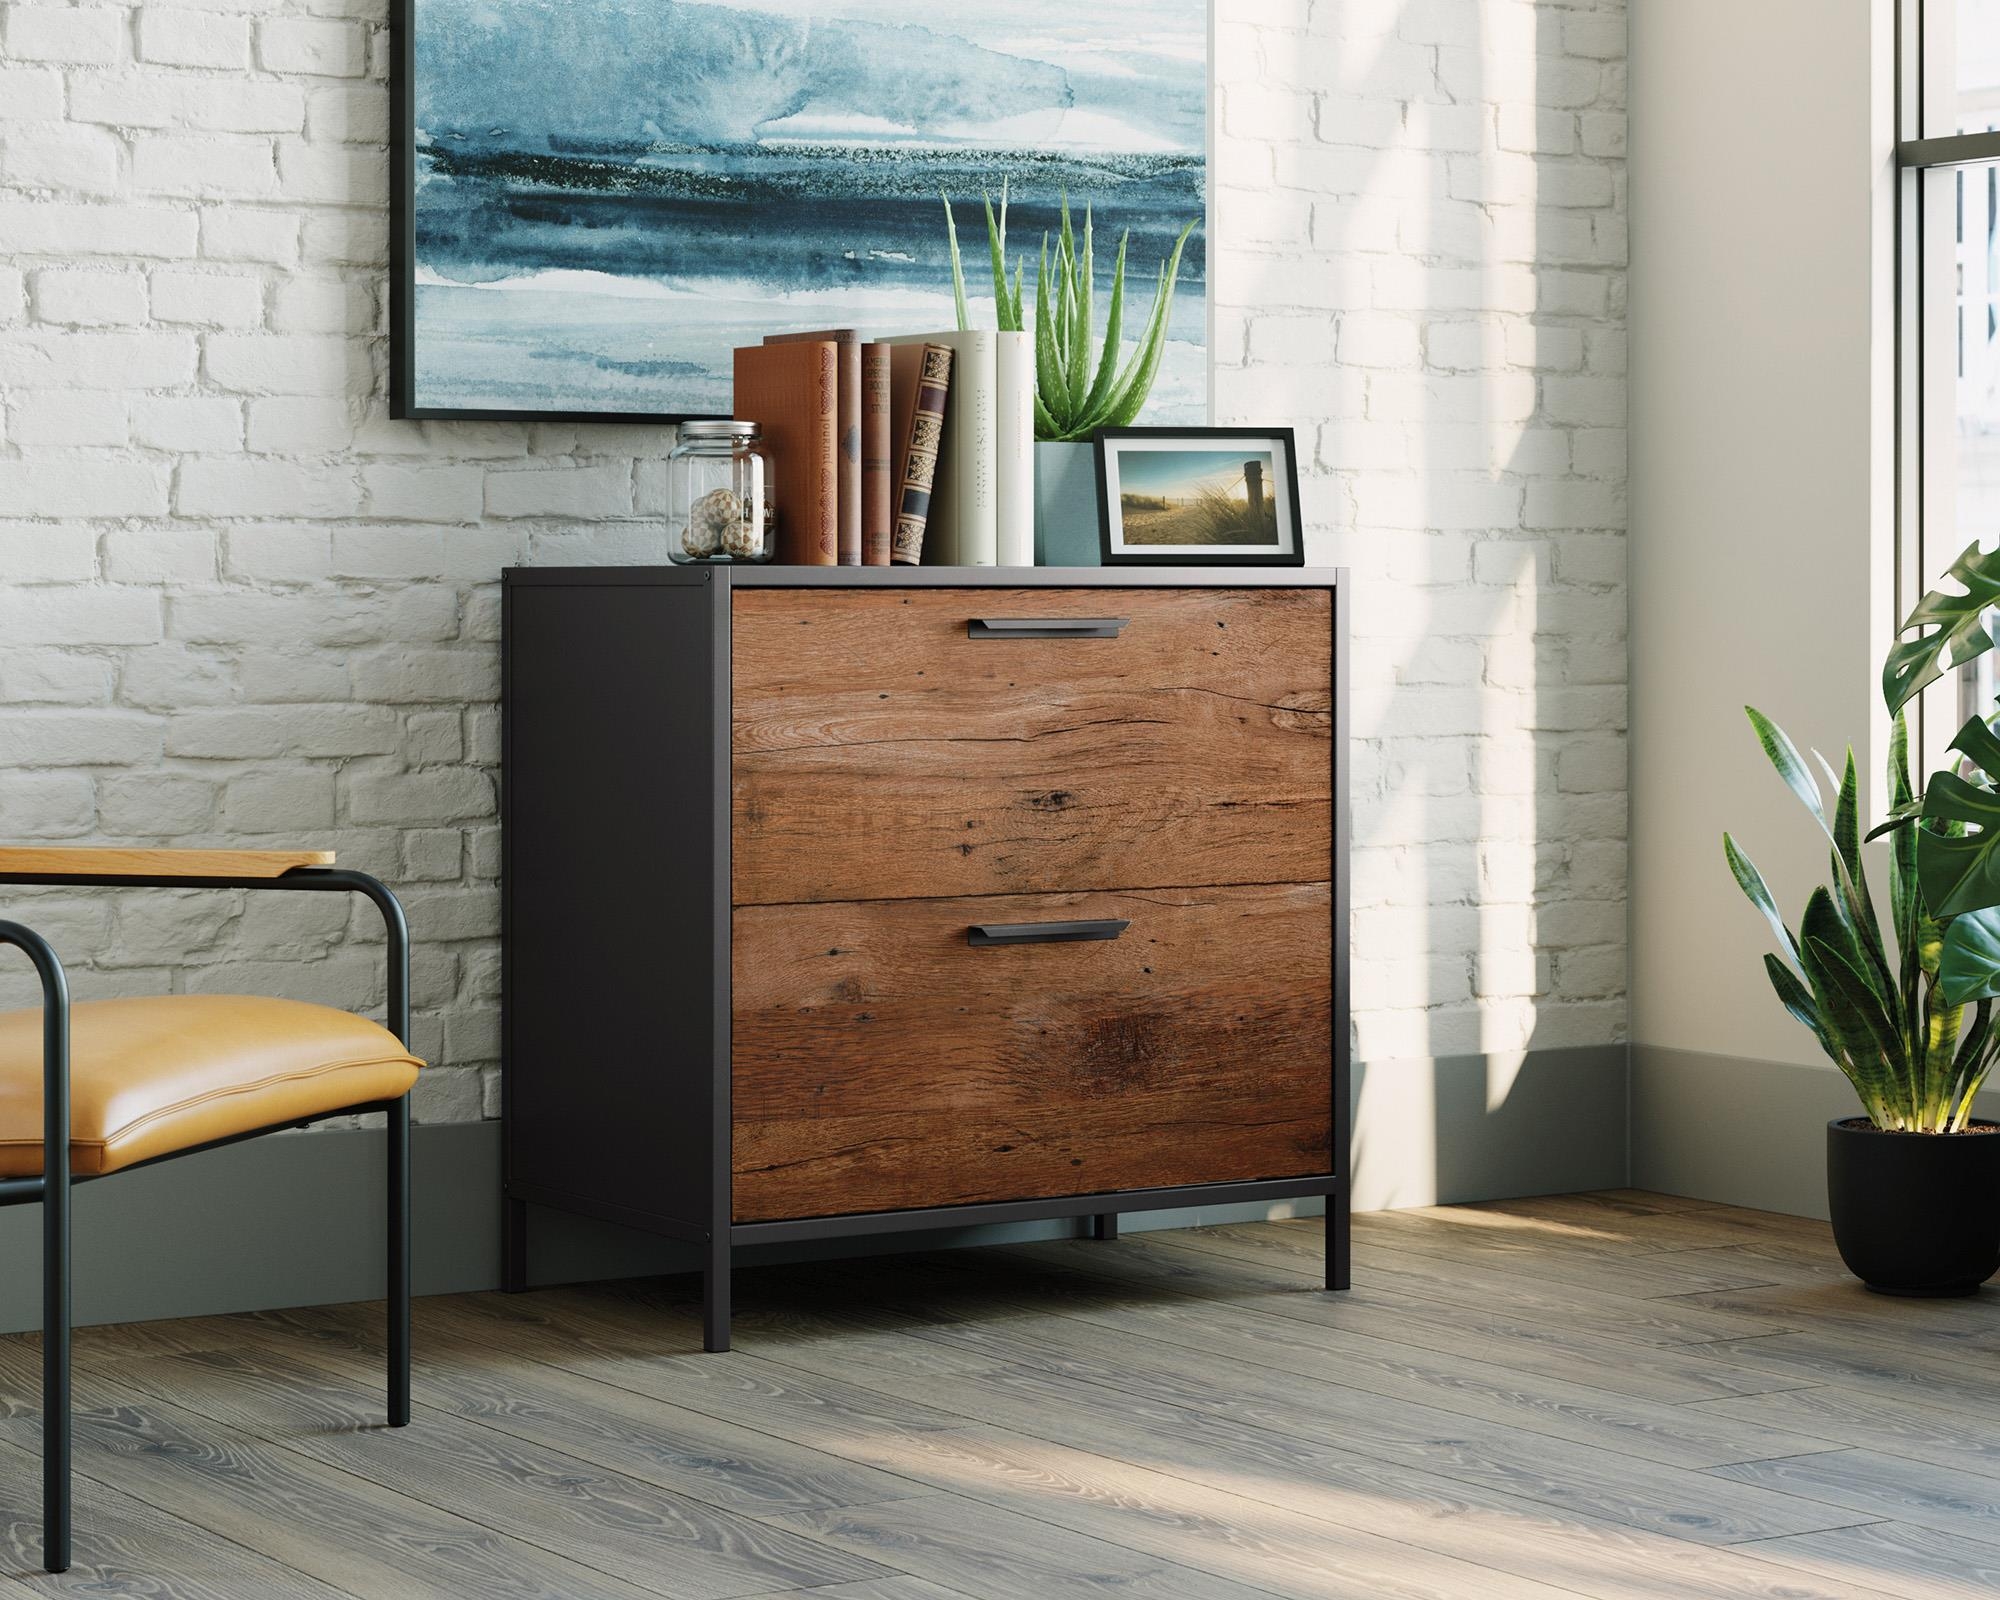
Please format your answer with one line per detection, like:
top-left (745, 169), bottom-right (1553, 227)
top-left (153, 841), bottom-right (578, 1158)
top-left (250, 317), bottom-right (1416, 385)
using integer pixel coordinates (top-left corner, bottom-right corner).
top-left (1902, 3), bottom-right (2000, 738)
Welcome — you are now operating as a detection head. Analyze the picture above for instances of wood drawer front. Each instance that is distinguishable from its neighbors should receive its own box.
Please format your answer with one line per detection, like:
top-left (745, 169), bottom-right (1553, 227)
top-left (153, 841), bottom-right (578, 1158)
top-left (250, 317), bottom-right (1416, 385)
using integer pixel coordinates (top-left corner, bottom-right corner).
top-left (731, 883), bottom-right (1333, 1223)
top-left (731, 587), bottom-right (1331, 906)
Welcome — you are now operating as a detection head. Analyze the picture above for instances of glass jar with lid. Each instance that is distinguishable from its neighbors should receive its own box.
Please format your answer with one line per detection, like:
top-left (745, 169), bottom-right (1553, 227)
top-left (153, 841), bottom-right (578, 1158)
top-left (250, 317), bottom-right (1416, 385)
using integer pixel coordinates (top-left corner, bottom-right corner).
top-left (666, 421), bottom-right (775, 563)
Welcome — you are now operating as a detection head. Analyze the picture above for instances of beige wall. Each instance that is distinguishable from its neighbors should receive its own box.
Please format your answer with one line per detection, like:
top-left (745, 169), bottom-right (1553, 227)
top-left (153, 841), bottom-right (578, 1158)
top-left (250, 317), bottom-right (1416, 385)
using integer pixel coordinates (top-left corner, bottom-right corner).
top-left (1630, 0), bottom-right (1896, 1071)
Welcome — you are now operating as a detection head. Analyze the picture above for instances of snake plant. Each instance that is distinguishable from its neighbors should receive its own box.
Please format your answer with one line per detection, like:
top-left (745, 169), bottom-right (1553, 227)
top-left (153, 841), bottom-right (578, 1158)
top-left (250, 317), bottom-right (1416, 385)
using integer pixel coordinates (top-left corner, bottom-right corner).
top-left (942, 183), bottom-right (1197, 442)
top-left (1728, 541), bottom-right (2000, 1131)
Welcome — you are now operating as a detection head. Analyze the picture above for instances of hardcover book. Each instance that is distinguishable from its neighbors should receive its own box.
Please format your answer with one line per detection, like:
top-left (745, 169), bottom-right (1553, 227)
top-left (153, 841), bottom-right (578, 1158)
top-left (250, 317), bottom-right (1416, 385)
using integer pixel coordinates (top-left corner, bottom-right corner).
top-left (994, 330), bottom-right (1034, 567)
top-left (885, 330), bottom-right (996, 564)
top-left (766, 328), bottom-right (862, 564)
top-left (733, 340), bottom-right (839, 565)
top-left (861, 342), bottom-right (894, 565)
top-left (886, 342), bottom-right (954, 565)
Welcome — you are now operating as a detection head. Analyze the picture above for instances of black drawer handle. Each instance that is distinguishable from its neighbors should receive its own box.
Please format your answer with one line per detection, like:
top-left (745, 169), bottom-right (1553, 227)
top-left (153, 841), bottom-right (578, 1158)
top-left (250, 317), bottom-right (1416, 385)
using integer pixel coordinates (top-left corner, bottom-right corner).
top-left (968, 617), bottom-right (1128, 640)
top-left (968, 918), bottom-right (1130, 947)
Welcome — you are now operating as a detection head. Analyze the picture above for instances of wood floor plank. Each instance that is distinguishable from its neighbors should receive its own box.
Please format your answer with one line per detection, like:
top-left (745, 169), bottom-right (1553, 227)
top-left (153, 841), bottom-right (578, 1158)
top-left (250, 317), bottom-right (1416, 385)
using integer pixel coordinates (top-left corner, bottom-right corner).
top-left (1684, 1328), bottom-right (2000, 1425)
top-left (464, 1278), bottom-right (1009, 1386)
top-left (888, 1321), bottom-right (1867, 1543)
top-left (1713, 1449), bottom-right (2000, 1549)
top-left (0, 1433), bottom-right (350, 1598)
top-left (0, 1316), bottom-right (245, 1371)
top-left (1660, 1283), bottom-right (2000, 1352)
top-left (406, 1284), bottom-right (1588, 1600)
top-left (966, 1235), bottom-right (1812, 1405)
top-left (1734, 1522), bottom-right (2000, 1600)
top-left (105, 1341), bottom-right (902, 1599)
top-left (1150, 1220), bottom-right (1796, 1345)
top-left (415, 1291), bottom-right (1002, 1438)
top-left (740, 1399), bottom-right (1584, 1600)
top-left (230, 1298), bottom-right (949, 1517)
top-left (0, 1376), bottom-right (667, 1599)
top-left (739, 1582), bottom-right (971, 1600)
top-left (988, 1282), bottom-right (1836, 1468)
top-left (765, 1492), bottom-right (1318, 1600)
top-left (982, 1237), bottom-right (1814, 1403)
top-left (730, 1285), bottom-right (1872, 1552)
top-left (1351, 1208), bottom-right (1796, 1295)
top-left (5, 1195), bottom-right (1980, 1600)
top-left (466, 1255), bottom-right (1820, 1490)
top-left (1587, 1190), bottom-right (1734, 1214)
top-left (767, 1253), bottom-right (1836, 1472)
top-left (1641, 1241), bottom-right (1859, 1291)
top-left (1693, 1381), bottom-right (2000, 1482)
top-left (1612, 1195), bottom-right (1843, 1238)
top-left (1350, 1225), bottom-right (1787, 1300)
top-left (1471, 1194), bottom-right (1846, 1255)
top-left (270, 1259), bottom-right (1880, 1598)
top-left (754, 1347), bottom-right (1904, 1600)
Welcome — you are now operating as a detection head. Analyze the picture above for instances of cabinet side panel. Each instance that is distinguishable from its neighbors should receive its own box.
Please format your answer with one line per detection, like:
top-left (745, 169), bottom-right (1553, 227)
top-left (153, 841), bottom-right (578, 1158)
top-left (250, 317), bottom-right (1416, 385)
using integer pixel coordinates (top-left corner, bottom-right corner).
top-left (505, 579), bottom-right (715, 1234)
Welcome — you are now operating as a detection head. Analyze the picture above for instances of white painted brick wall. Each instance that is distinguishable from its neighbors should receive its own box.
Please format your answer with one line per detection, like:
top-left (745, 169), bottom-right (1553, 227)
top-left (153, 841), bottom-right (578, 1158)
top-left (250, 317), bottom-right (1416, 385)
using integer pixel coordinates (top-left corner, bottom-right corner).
top-left (1214, 0), bottom-right (1627, 1064)
top-left (0, 0), bottom-right (1626, 1125)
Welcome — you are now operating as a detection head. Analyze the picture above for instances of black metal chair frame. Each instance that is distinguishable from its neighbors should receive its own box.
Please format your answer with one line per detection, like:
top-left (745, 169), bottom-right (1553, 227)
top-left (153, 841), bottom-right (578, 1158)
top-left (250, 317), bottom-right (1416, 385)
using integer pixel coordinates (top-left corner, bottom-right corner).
top-left (0, 866), bottom-right (413, 1576)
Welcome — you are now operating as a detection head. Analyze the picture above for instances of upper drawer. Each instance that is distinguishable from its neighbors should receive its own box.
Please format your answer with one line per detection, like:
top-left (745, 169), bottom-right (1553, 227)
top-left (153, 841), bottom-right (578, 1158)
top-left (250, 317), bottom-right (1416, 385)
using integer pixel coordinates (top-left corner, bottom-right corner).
top-left (732, 586), bottom-right (1332, 906)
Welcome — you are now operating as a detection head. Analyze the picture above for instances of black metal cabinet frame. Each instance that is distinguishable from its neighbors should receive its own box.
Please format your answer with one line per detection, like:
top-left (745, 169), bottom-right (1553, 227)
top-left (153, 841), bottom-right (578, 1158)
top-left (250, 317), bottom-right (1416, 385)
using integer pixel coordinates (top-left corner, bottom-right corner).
top-left (501, 566), bottom-right (1351, 1351)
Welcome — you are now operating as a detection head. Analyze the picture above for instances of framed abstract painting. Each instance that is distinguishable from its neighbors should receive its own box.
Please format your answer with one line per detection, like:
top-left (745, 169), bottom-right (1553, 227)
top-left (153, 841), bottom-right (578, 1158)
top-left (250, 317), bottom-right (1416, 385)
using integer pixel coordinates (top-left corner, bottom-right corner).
top-left (390, 0), bottom-right (1211, 423)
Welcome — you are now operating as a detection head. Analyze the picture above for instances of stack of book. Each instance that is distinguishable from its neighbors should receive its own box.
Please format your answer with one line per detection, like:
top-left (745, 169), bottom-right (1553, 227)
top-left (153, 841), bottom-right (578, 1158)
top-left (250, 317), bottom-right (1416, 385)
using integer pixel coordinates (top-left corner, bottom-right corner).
top-left (733, 328), bottom-right (1035, 566)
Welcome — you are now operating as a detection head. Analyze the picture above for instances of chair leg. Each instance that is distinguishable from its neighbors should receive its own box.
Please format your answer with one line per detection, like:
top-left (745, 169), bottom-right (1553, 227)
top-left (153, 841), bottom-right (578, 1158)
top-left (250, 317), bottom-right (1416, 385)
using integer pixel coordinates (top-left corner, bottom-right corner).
top-left (388, 1097), bottom-right (411, 1427)
top-left (43, 1170), bottom-right (70, 1574)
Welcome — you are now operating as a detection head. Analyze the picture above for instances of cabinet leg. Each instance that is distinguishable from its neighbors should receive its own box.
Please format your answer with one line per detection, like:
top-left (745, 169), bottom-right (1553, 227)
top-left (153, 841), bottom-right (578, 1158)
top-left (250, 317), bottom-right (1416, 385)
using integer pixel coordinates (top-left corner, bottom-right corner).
top-left (703, 1240), bottom-right (731, 1352)
top-left (1090, 1212), bottom-right (1119, 1242)
top-left (1327, 1191), bottom-right (1350, 1292)
top-left (502, 1196), bottom-right (529, 1294)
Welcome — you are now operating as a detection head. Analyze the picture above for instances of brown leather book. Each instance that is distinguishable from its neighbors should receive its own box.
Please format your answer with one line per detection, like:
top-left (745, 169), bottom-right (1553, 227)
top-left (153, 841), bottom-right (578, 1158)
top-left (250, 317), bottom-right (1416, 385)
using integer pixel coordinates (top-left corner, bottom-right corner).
top-left (860, 342), bottom-right (893, 565)
top-left (766, 329), bottom-right (861, 564)
top-left (734, 340), bottom-right (838, 565)
top-left (886, 341), bottom-right (953, 565)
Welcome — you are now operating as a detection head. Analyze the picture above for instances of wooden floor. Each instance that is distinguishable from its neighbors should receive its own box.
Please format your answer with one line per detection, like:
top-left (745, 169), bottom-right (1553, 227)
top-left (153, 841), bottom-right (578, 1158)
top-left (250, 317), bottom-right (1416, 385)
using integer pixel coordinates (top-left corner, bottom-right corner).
top-left (3, 1192), bottom-right (1998, 1599)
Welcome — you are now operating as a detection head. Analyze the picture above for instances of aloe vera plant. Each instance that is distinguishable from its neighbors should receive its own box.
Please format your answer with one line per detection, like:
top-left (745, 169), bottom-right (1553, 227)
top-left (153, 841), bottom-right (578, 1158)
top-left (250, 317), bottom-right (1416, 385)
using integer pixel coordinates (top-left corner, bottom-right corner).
top-left (1729, 541), bottom-right (2000, 1131)
top-left (942, 183), bottom-right (1197, 442)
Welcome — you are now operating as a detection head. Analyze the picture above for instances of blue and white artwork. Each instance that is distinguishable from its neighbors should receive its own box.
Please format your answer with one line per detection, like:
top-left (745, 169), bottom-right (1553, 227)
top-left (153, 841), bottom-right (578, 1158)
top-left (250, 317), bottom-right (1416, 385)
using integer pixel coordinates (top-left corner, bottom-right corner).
top-left (403, 0), bottom-right (1208, 419)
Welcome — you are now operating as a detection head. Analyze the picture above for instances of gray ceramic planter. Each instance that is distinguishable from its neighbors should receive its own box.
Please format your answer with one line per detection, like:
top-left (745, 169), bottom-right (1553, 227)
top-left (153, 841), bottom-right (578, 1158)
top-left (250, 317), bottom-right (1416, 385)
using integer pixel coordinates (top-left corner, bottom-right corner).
top-left (1033, 440), bottom-right (1099, 566)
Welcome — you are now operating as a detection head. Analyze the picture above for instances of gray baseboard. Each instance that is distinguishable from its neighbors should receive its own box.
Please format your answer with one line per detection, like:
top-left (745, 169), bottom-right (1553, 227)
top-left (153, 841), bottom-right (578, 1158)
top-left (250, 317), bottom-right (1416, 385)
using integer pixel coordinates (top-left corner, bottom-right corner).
top-left (1632, 1044), bottom-right (2000, 1219)
top-left (1352, 1043), bottom-right (1628, 1209)
top-left (0, 1043), bottom-right (1628, 1332)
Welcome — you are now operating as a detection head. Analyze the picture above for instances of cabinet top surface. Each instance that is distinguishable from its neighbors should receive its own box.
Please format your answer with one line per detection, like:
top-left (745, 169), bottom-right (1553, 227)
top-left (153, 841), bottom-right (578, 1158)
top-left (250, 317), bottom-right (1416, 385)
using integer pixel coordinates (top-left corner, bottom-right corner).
top-left (505, 565), bottom-right (1346, 590)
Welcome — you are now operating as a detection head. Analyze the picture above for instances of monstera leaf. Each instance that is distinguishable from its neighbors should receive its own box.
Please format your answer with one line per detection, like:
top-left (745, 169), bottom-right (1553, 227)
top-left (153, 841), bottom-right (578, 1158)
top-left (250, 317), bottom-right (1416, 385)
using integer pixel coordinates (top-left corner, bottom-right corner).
top-left (1940, 905), bottom-right (2000, 1006)
top-left (1918, 714), bottom-right (2000, 917)
top-left (1884, 540), bottom-right (2000, 716)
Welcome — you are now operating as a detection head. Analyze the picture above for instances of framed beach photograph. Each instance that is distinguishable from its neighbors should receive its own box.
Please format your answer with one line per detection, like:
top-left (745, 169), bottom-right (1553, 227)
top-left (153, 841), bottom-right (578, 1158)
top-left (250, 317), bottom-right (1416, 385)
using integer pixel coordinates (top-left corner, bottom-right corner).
top-left (390, 0), bottom-right (1212, 422)
top-left (1094, 427), bottom-right (1304, 566)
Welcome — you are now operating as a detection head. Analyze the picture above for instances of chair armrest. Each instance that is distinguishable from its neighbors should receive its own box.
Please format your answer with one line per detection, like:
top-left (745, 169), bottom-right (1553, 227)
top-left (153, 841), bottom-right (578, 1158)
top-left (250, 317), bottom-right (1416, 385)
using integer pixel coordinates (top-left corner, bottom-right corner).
top-left (0, 857), bottom-right (410, 1055)
top-left (0, 921), bottom-right (70, 1203)
top-left (0, 848), bottom-right (334, 880)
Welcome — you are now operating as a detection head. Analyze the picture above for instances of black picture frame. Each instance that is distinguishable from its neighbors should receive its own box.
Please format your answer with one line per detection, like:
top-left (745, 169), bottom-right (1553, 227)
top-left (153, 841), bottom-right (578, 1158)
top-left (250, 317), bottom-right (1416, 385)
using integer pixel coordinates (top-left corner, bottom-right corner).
top-left (1093, 426), bottom-right (1306, 567)
top-left (391, 1), bottom-right (1214, 431)
top-left (387, 0), bottom-right (711, 425)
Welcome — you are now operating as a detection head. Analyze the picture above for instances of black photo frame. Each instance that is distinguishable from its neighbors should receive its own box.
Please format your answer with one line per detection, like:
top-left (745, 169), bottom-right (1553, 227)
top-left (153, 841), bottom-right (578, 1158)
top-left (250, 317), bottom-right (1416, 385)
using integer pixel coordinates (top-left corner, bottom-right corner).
top-left (1094, 426), bottom-right (1305, 567)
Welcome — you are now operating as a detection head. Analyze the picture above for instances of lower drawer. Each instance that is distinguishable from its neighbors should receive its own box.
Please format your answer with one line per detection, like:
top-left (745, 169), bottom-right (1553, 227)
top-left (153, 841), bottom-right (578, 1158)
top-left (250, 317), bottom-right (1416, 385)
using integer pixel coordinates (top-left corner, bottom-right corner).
top-left (731, 883), bottom-right (1333, 1222)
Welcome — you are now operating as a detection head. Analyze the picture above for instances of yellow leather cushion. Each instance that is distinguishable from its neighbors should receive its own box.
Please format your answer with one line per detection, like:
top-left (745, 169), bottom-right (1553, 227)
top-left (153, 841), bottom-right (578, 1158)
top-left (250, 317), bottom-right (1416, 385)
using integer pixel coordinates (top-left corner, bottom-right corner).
top-left (0, 995), bottom-right (422, 1179)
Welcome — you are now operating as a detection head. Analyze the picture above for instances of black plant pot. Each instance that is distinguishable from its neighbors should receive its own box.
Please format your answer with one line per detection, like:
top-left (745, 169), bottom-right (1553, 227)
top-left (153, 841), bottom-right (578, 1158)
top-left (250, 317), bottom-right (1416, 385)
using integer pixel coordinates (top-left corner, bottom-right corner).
top-left (1826, 1118), bottom-right (2000, 1295)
